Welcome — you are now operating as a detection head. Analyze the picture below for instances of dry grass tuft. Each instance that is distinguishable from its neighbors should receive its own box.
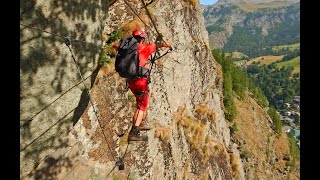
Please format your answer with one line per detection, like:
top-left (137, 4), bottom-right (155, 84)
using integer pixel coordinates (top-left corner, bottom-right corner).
top-left (154, 124), bottom-right (171, 142)
top-left (121, 14), bottom-right (150, 37)
top-left (202, 136), bottom-right (224, 163)
top-left (102, 43), bottom-right (118, 58)
top-left (155, 59), bottom-right (164, 69)
top-left (181, 0), bottom-right (199, 7)
top-left (192, 36), bottom-right (200, 43)
top-left (102, 33), bottom-right (108, 43)
top-left (183, 118), bottom-right (205, 151)
top-left (112, 41), bottom-right (119, 50)
top-left (122, 19), bottom-right (143, 36)
top-left (230, 153), bottom-right (240, 178)
top-left (98, 59), bottom-right (115, 75)
top-left (174, 107), bottom-right (206, 151)
top-left (197, 175), bottom-right (209, 180)
top-left (195, 104), bottom-right (216, 123)
top-left (183, 159), bottom-right (190, 179)
top-left (174, 106), bottom-right (224, 163)
top-left (119, 131), bottom-right (129, 147)
top-left (205, 135), bottom-right (212, 143)
top-left (202, 144), bottom-right (210, 163)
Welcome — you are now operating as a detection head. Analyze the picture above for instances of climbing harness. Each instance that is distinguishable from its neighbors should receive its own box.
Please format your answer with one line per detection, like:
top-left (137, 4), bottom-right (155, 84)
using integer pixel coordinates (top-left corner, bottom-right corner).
top-left (122, 0), bottom-right (173, 86)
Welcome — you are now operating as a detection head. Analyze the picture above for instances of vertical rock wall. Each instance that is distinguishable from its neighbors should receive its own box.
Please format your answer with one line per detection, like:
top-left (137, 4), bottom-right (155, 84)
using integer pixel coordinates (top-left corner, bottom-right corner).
top-left (20, 0), bottom-right (109, 178)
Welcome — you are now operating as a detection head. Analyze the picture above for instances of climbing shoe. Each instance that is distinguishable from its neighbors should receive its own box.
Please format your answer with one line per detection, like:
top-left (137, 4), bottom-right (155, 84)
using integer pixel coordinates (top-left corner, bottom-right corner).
top-left (139, 121), bottom-right (152, 131)
top-left (128, 126), bottom-right (148, 142)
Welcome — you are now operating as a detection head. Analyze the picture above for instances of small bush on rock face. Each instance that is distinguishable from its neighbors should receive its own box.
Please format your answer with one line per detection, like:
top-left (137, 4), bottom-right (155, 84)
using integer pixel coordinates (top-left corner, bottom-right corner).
top-left (202, 138), bottom-right (224, 163)
top-left (99, 53), bottom-right (111, 67)
top-left (268, 107), bottom-right (282, 134)
top-left (230, 123), bottom-right (238, 135)
top-left (230, 153), bottom-right (240, 178)
top-left (176, 114), bottom-right (206, 151)
top-left (205, 135), bottom-right (212, 143)
top-left (128, 93), bottom-right (135, 102)
top-left (122, 19), bottom-right (144, 36)
top-left (195, 104), bottom-right (216, 123)
top-left (240, 149), bottom-right (250, 161)
top-left (102, 41), bottom-right (118, 58)
top-left (174, 106), bottom-right (224, 163)
top-left (106, 28), bottom-right (124, 44)
top-left (287, 133), bottom-right (300, 170)
top-left (154, 124), bottom-right (171, 142)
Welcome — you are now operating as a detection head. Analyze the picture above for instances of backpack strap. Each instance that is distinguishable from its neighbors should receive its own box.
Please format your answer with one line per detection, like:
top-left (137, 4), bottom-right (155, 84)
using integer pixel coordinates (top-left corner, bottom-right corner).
top-left (125, 79), bottom-right (129, 91)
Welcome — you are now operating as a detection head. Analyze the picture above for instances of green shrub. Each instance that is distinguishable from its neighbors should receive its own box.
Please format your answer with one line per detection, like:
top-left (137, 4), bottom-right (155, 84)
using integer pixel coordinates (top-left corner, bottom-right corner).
top-left (212, 49), bottom-right (255, 121)
top-left (230, 123), bottom-right (238, 134)
top-left (106, 28), bottom-right (124, 44)
top-left (287, 134), bottom-right (300, 167)
top-left (128, 93), bottom-right (135, 102)
top-left (240, 149), bottom-right (250, 160)
top-left (267, 107), bottom-right (282, 134)
top-left (232, 67), bottom-right (248, 100)
top-left (99, 53), bottom-right (111, 67)
top-left (223, 72), bottom-right (237, 121)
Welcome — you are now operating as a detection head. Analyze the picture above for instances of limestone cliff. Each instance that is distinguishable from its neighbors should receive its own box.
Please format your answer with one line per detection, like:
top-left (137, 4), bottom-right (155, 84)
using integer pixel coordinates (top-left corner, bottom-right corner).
top-left (20, 0), bottom-right (108, 178)
top-left (62, 0), bottom-right (235, 179)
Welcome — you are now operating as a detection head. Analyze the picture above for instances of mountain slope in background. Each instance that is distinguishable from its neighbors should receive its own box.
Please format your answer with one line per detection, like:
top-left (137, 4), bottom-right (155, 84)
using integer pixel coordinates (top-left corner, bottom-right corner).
top-left (202, 1), bottom-right (300, 57)
top-left (216, 0), bottom-right (300, 4)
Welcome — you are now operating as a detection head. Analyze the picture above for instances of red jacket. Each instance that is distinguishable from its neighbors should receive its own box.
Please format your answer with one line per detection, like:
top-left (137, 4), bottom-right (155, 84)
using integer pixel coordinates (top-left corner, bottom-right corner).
top-left (138, 43), bottom-right (156, 68)
top-left (127, 43), bottom-right (156, 111)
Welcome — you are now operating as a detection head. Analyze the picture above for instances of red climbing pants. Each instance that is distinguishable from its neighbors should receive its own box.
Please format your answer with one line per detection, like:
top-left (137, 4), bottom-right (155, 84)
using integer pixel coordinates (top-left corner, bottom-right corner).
top-left (128, 77), bottom-right (149, 111)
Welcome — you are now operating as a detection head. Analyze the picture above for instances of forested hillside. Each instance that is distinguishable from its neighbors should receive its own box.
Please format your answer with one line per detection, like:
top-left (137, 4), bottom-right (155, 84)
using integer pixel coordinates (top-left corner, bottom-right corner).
top-left (203, 2), bottom-right (300, 58)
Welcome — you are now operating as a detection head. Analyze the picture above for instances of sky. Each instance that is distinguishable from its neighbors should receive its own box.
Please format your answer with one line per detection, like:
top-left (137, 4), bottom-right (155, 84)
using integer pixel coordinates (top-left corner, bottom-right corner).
top-left (199, 0), bottom-right (219, 5)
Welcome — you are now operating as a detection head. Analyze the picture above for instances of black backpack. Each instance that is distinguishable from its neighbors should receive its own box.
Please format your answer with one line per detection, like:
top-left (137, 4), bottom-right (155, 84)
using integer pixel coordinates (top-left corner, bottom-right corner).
top-left (115, 36), bottom-right (149, 79)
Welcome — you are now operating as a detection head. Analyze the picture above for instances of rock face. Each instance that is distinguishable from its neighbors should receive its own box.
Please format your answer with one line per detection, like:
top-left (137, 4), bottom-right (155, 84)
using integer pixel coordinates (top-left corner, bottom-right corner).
top-left (20, 0), bottom-right (108, 178)
top-left (21, 0), bottom-right (238, 179)
top-left (63, 0), bottom-right (235, 179)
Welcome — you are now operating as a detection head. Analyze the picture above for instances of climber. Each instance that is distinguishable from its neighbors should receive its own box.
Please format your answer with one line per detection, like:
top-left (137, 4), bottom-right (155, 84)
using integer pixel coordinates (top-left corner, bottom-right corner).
top-left (126, 29), bottom-right (172, 142)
